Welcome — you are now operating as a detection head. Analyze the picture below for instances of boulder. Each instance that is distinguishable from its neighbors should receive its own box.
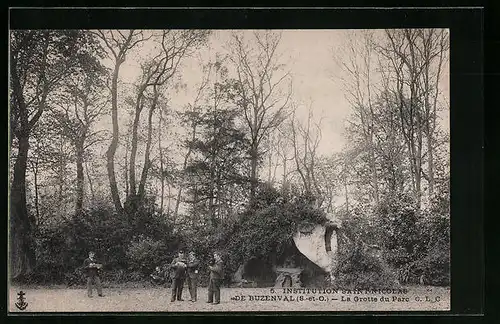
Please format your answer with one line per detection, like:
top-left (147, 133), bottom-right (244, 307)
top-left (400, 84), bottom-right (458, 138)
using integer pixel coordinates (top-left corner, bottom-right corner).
top-left (293, 220), bottom-right (340, 278)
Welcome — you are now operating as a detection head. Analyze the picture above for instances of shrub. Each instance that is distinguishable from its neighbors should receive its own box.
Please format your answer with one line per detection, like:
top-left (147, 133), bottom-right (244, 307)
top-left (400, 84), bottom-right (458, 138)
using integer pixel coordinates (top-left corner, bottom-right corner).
top-left (25, 200), bottom-right (181, 285)
top-left (335, 192), bottom-right (450, 288)
top-left (104, 269), bottom-right (128, 284)
top-left (27, 223), bottom-right (77, 284)
top-left (415, 242), bottom-right (450, 286)
top-left (126, 235), bottom-right (170, 277)
top-left (334, 231), bottom-right (398, 290)
top-left (373, 194), bottom-right (427, 268)
top-left (334, 205), bottom-right (399, 290)
top-left (412, 210), bottom-right (450, 286)
top-left (126, 271), bottom-right (147, 282)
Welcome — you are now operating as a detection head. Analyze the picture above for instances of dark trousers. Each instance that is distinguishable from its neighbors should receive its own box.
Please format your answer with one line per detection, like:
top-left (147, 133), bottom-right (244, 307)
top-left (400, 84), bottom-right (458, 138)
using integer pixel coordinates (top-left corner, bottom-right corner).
top-left (87, 276), bottom-right (102, 297)
top-left (187, 275), bottom-right (197, 301)
top-left (171, 277), bottom-right (185, 301)
top-left (207, 278), bottom-right (221, 303)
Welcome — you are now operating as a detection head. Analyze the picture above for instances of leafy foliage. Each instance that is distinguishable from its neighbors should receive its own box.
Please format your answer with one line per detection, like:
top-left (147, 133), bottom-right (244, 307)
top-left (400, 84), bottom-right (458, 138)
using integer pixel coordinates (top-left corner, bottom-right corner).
top-left (184, 106), bottom-right (250, 226)
top-left (219, 184), bottom-right (328, 282)
top-left (335, 191), bottom-right (450, 288)
top-left (27, 201), bottom-right (180, 285)
top-left (335, 208), bottom-right (399, 290)
top-left (335, 243), bottom-right (399, 290)
top-left (374, 194), bottom-right (425, 267)
top-left (126, 235), bottom-right (171, 276)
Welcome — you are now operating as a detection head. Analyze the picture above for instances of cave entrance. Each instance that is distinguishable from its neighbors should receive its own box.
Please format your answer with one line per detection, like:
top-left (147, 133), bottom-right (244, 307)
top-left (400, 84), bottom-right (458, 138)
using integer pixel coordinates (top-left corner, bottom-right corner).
top-left (282, 275), bottom-right (292, 287)
top-left (243, 257), bottom-right (276, 286)
top-left (274, 268), bottom-right (303, 288)
top-left (325, 225), bottom-right (335, 252)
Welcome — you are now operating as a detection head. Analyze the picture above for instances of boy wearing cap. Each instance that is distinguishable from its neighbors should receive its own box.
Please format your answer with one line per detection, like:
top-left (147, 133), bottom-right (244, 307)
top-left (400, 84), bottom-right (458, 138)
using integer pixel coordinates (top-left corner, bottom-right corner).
top-left (82, 251), bottom-right (104, 298)
top-left (170, 249), bottom-right (187, 302)
top-left (186, 251), bottom-right (200, 302)
top-left (207, 252), bottom-right (223, 305)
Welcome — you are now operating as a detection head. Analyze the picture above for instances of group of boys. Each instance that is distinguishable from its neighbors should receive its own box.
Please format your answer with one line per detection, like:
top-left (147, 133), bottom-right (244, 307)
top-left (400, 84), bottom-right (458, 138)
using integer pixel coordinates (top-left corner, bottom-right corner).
top-left (83, 249), bottom-right (224, 305)
top-left (169, 249), bottom-right (223, 304)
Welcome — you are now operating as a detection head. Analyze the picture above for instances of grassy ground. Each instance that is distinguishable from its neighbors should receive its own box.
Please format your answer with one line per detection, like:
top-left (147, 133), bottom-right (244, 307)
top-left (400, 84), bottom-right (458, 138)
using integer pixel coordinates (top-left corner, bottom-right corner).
top-left (9, 284), bottom-right (450, 313)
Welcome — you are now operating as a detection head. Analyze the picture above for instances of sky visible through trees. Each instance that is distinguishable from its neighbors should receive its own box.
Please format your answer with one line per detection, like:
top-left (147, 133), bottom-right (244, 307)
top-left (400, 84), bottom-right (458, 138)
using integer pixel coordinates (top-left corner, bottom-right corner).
top-left (116, 31), bottom-right (448, 144)
top-left (9, 29), bottom-right (450, 280)
top-left (78, 29), bottom-right (450, 211)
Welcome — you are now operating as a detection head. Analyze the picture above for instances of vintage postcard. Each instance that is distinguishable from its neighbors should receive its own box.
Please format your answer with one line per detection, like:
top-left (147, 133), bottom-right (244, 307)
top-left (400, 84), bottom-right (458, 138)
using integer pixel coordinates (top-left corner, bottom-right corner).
top-left (9, 25), bottom-right (451, 312)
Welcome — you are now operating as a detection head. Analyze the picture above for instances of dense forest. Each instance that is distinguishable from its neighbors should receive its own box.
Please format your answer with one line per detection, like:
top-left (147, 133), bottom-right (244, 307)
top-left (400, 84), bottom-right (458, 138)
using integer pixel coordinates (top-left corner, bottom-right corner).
top-left (9, 29), bottom-right (450, 288)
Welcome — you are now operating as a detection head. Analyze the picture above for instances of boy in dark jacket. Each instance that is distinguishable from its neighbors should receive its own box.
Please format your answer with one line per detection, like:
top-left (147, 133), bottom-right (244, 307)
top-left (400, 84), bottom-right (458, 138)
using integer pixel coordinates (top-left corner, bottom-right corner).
top-left (150, 266), bottom-right (166, 286)
top-left (186, 251), bottom-right (200, 302)
top-left (82, 251), bottom-right (103, 298)
top-left (170, 250), bottom-right (187, 302)
top-left (207, 252), bottom-right (223, 305)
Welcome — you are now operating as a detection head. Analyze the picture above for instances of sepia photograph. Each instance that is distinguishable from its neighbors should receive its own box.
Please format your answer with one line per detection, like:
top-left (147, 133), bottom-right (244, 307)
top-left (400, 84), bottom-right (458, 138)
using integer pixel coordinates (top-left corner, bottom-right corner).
top-left (9, 26), bottom-right (451, 312)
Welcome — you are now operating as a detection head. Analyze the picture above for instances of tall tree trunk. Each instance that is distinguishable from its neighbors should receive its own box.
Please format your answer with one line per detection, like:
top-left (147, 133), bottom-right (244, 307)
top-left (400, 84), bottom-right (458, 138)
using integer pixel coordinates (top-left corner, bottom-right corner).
top-left (159, 173), bottom-right (165, 215)
top-left (208, 170), bottom-right (217, 227)
top-left (219, 181), bottom-right (225, 223)
top-left (107, 64), bottom-right (124, 213)
top-left (267, 152), bottom-right (272, 184)
top-left (166, 184), bottom-right (171, 215)
top-left (84, 160), bottom-right (95, 201)
top-left (10, 134), bottom-right (36, 279)
top-left (128, 92), bottom-right (145, 200)
top-left (10, 32), bottom-right (49, 280)
top-left (173, 186), bottom-right (183, 219)
top-left (209, 189), bottom-right (215, 227)
top-left (427, 126), bottom-right (435, 199)
top-left (124, 133), bottom-right (129, 198)
top-left (425, 30), bottom-right (446, 201)
top-left (174, 123), bottom-right (197, 219)
top-left (209, 118), bottom-right (217, 226)
top-left (365, 46), bottom-right (379, 205)
top-left (158, 106), bottom-right (165, 215)
top-left (75, 139), bottom-right (85, 215)
top-left (191, 184), bottom-right (199, 224)
top-left (138, 91), bottom-right (159, 200)
top-left (409, 30), bottom-right (423, 209)
top-left (209, 160), bottom-right (216, 226)
top-left (30, 160), bottom-right (40, 222)
top-left (416, 115), bottom-right (423, 208)
top-left (249, 145), bottom-right (259, 201)
top-left (415, 160), bottom-right (422, 208)
top-left (10, 60), bottom-right (38, 278)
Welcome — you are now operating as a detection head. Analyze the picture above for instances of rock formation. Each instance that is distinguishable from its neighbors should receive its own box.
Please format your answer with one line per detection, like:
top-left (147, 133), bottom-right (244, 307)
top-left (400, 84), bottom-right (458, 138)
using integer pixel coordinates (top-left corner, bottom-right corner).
top-left (293, 219), bottom-right (341, 280)
top-left (232, 215), bottom-right (342, 287)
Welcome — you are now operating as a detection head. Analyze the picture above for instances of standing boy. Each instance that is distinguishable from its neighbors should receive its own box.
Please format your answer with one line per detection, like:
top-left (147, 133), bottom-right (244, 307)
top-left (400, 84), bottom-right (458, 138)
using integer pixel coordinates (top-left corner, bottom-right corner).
top-left (207, 252), bottom-right (223, 305)
top-left (186, 251), bottom-right (200, 302)
top-left (82, 251), bottom-right (103, 298)
top-left (170, 250), bottom-right (187, 302)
